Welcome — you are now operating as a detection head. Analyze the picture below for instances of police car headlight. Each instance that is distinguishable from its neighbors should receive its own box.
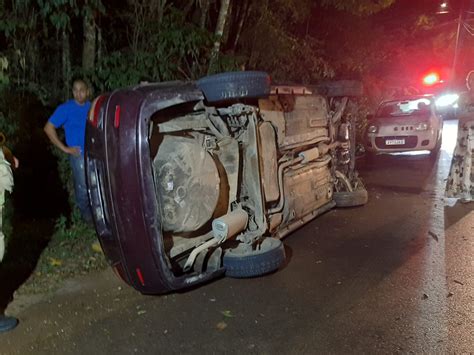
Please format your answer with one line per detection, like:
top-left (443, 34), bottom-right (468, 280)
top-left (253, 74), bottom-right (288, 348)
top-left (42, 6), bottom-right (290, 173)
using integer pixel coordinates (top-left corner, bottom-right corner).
top-left (368, 125), bottom-right (378, 133)
top-left (435, 93), bottom-right (459, 107)
top-left (414, 122), bottom-right (429, 131)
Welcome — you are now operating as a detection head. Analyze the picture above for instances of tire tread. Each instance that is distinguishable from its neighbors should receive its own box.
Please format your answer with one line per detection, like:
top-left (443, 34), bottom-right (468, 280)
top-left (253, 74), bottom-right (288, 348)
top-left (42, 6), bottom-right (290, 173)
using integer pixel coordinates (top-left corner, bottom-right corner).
top-left (223, 239), bottom-right (286, 278)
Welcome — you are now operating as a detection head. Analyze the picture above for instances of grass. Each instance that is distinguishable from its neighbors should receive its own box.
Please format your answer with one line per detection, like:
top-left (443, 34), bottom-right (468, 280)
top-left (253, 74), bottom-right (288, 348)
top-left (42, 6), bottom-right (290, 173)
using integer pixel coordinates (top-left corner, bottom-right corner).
top-left (16, 216), bottom-right (109, 295)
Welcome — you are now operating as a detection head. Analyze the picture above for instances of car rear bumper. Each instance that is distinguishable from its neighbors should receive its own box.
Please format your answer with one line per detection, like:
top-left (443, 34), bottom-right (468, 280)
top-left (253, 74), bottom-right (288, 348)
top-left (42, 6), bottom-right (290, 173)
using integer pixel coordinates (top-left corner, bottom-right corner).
top-left (85, 85), bottom-right (225, 294)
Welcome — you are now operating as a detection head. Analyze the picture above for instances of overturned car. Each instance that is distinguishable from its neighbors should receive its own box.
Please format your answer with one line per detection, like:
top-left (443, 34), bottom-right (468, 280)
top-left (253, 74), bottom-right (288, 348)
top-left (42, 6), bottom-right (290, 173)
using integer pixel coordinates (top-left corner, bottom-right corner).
top-left (85, 71), bottom-right (367, 294)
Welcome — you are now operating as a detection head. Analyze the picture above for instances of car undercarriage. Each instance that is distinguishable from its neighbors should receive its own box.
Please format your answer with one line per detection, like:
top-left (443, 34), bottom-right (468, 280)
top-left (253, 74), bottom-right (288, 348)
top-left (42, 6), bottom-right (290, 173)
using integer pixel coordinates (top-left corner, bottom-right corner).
top-left (85, 71), bottom-right (368, 293)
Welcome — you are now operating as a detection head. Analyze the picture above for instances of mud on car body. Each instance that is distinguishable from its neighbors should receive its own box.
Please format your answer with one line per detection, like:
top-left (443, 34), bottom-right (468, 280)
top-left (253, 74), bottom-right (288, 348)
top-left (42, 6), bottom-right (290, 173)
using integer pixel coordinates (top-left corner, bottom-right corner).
top-left (85, 72), bottom-right (367, 294)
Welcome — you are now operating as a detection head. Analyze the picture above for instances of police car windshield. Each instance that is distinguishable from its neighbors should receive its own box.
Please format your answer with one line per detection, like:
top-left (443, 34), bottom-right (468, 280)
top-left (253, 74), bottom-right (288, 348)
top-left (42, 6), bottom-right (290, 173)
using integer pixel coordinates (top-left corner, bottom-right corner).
top-left (376, 98), bottom-right (431, 118)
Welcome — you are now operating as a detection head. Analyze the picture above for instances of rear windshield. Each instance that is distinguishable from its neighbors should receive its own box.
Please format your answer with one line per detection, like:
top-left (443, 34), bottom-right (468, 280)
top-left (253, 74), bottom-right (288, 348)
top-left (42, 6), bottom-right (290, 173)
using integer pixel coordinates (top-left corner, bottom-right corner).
top-left (376, 98), bottom-right (432, 118)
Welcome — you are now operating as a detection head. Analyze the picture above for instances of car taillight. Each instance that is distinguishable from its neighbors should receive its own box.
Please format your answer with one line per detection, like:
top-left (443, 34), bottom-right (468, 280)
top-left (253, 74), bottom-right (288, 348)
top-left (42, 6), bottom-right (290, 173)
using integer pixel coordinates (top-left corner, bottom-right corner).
top-left (114, 105), bottom-right (121, 128)
top-left (88, 95), bottom-right (106, 128)
top-left (136, 268), bottom-right (145, 286)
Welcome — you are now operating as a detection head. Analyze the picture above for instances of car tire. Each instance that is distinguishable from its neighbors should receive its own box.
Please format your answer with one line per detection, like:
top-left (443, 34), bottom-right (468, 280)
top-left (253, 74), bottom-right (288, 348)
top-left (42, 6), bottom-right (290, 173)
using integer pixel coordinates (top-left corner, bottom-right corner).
top-left (333, 178), bottom-right (368, 207)
top-left (197, 71), bottom-right (271, 103)
top-left (430, 135), bottom-right (442, 159)
top-left (334, 188), bottom-right (368, 207)
top-left (315, 80), bottom-right (363, 97)
top-left (223, 238), bottom-right (286, 278)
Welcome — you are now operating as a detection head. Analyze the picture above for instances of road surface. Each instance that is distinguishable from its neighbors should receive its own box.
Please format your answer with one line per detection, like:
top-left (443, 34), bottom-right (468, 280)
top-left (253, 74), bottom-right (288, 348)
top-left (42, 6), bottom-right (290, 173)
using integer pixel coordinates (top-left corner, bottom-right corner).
top-left (0, 119), bottom-right (472, 354)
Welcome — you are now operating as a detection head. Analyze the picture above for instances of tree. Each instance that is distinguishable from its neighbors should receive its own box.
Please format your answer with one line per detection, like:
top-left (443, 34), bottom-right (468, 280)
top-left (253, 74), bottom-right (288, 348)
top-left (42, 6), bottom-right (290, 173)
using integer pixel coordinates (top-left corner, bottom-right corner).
top-left (208, 0), bottom-right (231, 74)
top-left (320, 0), bottom-right (395, 16)
top-left (199, 0), bottom-right (210, 28)
top-left (82, 9), bottom-right (96, 72)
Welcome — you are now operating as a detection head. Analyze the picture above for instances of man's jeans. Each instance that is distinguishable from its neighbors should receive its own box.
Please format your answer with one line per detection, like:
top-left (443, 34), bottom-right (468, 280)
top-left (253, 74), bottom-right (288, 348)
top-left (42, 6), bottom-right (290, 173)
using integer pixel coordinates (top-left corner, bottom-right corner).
top-left (70, 155), bottom-right (92, 223)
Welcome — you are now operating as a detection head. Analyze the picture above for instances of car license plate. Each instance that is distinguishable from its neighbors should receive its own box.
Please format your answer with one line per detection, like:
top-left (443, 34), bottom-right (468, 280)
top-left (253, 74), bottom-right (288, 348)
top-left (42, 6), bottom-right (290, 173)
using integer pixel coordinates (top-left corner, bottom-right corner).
top-left (385, 139), bottom-right (405, 145)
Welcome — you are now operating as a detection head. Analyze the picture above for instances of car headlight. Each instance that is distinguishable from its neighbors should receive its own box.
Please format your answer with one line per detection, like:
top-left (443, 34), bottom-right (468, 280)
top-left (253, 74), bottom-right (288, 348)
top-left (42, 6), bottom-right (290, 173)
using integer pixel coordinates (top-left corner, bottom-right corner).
top-left (368, 125), bottom-right (378, 133)
top-left (414, 122), bottom-right (429, 131)
top-left (435, 93), bottom-right (459, 107)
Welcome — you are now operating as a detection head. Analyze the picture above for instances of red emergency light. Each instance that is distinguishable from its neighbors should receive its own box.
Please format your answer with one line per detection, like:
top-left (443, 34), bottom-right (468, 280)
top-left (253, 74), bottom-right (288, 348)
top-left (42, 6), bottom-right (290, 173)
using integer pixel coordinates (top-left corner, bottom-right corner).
top-left (422, 72), bottom-right (440, 86)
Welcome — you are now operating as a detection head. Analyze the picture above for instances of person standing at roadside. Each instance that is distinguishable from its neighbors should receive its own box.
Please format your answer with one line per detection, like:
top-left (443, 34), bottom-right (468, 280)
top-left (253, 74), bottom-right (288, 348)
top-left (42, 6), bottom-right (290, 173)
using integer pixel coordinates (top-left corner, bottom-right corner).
top-left (446, 70), bottom-right (474, 202)
top-left (0, 133), bottom-right (19, 333)
top-left (44, 79), bottom-right (93, 223)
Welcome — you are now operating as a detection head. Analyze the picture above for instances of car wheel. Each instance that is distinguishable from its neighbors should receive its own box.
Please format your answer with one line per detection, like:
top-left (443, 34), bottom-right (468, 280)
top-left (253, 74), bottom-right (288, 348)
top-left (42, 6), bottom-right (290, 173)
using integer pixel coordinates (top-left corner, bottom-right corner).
top-left (223, 238), bottom-right (286, 278)
top-left (197, 71), bottom-right (271, 103)
top-left (430, 135), bottom-right (442, 159)
top-left (333, 177), bottom-right (368, 207)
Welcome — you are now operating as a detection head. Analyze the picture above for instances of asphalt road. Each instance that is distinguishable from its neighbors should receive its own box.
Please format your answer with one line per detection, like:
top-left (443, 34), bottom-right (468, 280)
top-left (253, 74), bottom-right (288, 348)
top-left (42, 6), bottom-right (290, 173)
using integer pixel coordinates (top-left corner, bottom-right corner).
top-left (1, 119), bottom-right (473, 354)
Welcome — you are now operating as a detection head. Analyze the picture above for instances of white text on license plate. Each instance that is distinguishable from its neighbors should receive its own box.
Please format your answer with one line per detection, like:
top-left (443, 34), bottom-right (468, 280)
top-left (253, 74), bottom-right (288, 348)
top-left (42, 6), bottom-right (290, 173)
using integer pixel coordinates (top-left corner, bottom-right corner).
top-left (386, 139), bottom-right (405, 145)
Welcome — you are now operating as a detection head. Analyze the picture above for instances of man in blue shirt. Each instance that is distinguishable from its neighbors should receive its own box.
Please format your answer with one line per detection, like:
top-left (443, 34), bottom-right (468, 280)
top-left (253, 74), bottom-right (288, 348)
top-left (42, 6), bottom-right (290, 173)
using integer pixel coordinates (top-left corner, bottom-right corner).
top-left (44, 79), bottom-right (92, 223)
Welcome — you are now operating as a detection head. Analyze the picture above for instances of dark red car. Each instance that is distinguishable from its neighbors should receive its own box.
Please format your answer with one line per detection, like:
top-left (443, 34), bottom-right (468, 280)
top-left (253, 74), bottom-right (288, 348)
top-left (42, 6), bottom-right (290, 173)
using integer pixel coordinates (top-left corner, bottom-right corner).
top-left (85, 72), bottom-right (367, 294)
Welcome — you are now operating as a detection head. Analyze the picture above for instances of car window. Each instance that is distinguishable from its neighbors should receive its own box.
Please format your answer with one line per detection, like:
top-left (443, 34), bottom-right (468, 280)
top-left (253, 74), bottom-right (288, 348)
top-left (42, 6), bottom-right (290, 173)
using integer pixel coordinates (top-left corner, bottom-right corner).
top-left (376, 98), bottom-right (432, 118)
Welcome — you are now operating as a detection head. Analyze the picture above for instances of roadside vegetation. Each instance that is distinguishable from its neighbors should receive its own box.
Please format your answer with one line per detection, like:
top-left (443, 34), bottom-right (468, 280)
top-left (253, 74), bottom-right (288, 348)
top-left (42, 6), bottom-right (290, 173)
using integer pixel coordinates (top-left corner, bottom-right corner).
top-left (0, 0), bottom-right (464, 293)
top-left (17, 215), bottom-right (108, 295)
